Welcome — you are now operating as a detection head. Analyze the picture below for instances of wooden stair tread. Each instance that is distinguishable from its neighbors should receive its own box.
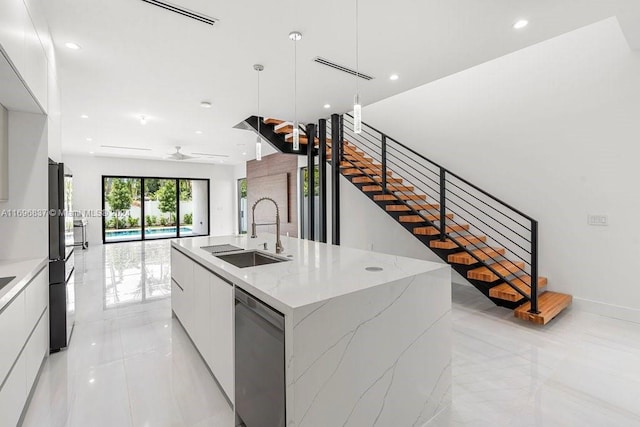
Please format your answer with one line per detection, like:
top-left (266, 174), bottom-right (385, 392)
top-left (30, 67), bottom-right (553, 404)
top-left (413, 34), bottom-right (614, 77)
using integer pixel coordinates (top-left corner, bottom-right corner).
top-left (448, 247), bottom-right (506, 265)
top-left (263, 117), bottom-right (284, 125)
top-left (341, 160), bottom-right (380, 167)
top-left (514, 292), bottom-right (572, 325)
top-left (274, 123), bottom-right (293, 134)
top-left (386, 203), bottom-right (439, 212)
top-left (343, 168), bottom-right (393, 176)
top-left (414, 224), bottom-right (469, 236)
top-left (352, 176), bottom-right (403, 184)
top-left (489, 277), bottom-right (548, 302)
top-left (362, 184), bottom-right (415, 193)
top-left (430, 235), bottom-right (487, 249)
top-left (399, 213), bottom-right (454, 223)
top-left (374, 194), bottom-right (427, 201)
top-left (467, 260), bottom-right (525, 282)
top-left (285, 133), bottom-right (310, 144)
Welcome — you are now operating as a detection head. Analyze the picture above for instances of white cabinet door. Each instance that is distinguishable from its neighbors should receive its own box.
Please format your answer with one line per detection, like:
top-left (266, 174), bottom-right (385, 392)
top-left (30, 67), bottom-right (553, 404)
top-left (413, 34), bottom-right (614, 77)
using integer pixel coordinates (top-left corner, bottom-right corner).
top-left (171, 249), bottom-right (194, 330)
top-left (0, 292), bottom-right (25, 383)
top-left (25, 310), bottom-right (48, 390)
top-left (171, 279), bottom-right (185, 320)
top-left (0, 353), bottom-right (27, 427)
top-left (210, 274), bottom-right (234, 401)
top-left (25, 267), bottom-right (48, 331)
top-left (192, 263), bottom-right (211, 359)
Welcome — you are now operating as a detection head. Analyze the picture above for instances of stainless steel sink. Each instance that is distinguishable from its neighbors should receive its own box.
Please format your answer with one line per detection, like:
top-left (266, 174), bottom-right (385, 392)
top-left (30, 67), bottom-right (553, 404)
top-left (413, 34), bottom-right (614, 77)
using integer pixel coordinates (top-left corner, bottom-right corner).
top-left (215, 250), bottom-right (289, 268)
top-left (0, 276), bottom-right (16, 291)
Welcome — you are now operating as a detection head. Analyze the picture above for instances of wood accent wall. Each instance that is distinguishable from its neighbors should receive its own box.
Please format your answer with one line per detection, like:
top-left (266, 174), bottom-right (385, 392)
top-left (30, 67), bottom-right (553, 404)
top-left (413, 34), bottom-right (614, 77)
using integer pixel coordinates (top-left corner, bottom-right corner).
top-left (247, 153), bottom-right (299, 238)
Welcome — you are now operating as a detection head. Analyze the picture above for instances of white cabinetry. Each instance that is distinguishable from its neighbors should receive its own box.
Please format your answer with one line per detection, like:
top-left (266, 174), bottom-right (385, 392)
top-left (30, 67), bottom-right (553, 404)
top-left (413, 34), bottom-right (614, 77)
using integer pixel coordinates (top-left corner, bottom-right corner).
top-left (0, 105), bottom-right (7, 202)
top-left (170, 248), bottom-right (234, 402)
top-left (210, 273), bottom-right (234, 399)
top-left (192, 263), bottom-right (212, 363)
top-left (0, 265), bottom-right (49, 425)
top-left (0, 291), bottom-right (25, 382)
top-left (171, 248), bottom-right (194, 331)
top-left (0, 0), bottom-right (49, 111)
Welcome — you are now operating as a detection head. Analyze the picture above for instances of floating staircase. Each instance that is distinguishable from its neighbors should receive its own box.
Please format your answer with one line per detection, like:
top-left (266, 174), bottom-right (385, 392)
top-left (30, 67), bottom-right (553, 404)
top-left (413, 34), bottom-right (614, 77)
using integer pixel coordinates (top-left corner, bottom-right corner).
top-left (252, 115), bottom-right (572, 325)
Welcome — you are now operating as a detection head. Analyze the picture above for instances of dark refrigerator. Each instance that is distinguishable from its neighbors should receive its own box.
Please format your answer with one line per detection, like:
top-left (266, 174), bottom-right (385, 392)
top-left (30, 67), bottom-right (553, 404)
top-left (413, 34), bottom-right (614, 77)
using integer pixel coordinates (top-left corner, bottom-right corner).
top-left (49, 159), bottom-right (75, 352)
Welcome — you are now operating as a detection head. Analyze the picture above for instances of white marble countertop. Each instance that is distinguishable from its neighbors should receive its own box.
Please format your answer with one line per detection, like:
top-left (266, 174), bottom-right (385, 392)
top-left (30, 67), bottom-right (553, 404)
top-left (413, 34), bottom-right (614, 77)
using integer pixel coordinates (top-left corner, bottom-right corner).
top-left (172, 234), bottom-right (449, 314)
top-left (0, 257), bottom-right (48, 311)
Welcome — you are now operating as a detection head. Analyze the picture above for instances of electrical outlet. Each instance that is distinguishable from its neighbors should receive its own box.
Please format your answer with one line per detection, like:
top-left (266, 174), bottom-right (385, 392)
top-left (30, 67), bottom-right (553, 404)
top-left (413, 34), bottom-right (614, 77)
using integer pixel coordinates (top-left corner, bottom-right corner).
top-left (588, 215), bottom-right (608, 226)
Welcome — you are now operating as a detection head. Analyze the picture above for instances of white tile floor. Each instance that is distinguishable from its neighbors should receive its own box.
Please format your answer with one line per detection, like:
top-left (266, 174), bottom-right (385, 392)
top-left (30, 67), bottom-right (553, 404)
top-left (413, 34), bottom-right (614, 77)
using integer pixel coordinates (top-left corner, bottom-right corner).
top-left (20, 240), bottom-right (640, 426)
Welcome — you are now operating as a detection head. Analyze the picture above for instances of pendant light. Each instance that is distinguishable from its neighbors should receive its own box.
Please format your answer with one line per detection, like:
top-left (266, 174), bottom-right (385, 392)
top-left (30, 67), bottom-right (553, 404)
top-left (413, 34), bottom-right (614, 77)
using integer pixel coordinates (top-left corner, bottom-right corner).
top-left (353, 0), bottom-right (362, 134)
top-left (254, 64), bottom-right (264, 161)
top-left (289, 31), bottom-right (302, 150)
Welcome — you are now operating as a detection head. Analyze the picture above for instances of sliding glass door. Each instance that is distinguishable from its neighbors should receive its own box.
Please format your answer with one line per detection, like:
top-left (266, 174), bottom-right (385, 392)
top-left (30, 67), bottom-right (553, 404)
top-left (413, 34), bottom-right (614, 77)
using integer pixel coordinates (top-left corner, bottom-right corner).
top-left (102, 176), bottom-right (209, 243)
top-left (144, 179), bottom-right (177, 240)
top-left (103, 177), bottom-right (142, 243)
top-left (179, 179), bottom-right (209, 237)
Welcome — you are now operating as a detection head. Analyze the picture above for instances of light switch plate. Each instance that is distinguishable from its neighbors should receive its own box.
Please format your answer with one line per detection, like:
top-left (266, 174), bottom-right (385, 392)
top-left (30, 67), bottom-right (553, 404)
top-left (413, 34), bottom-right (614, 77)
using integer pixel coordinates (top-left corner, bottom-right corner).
top-left (588, 215), bottom-right (608, 226)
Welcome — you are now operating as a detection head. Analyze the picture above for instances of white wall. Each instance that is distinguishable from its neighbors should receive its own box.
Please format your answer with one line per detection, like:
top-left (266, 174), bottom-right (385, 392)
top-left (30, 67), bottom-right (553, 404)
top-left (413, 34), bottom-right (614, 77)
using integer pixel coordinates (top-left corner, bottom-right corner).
top-left (63, 155), bottom-right (237, 245)
top-left (339, 175), bottom-right (467, 284)
top-left (0, 111), bottom-right (48, 260)
top-left (356, 17), bottom-right (640, 320)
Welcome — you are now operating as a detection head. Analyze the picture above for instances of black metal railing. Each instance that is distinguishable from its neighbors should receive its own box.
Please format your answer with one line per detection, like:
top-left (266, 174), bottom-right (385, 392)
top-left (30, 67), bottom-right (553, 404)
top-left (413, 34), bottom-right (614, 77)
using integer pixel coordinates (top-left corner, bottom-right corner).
top-left (326, 114), bottom-right (540, 313)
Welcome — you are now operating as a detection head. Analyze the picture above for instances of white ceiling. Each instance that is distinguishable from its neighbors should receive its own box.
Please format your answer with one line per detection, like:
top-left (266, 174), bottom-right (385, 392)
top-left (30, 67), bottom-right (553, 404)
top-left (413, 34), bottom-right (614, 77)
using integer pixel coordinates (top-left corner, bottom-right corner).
top-left (44, 0), bottom-right (639, 165)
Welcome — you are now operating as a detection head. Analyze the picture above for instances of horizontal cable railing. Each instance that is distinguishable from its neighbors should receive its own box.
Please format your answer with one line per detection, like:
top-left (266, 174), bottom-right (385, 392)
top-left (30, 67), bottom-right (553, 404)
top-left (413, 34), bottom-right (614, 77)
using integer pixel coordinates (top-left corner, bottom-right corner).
top-left (326, 114), bottom-right (540, 312)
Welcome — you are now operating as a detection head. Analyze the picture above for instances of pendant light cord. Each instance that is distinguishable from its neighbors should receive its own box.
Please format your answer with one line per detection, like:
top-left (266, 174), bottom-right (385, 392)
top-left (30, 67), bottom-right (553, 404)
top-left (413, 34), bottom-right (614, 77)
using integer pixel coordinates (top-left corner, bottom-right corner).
top-left (294, 38), bottom-right (298, 127)
top-left (355, 0), bottom-right (359, 99)
top-left (257, 69), bottom-right (260, 135)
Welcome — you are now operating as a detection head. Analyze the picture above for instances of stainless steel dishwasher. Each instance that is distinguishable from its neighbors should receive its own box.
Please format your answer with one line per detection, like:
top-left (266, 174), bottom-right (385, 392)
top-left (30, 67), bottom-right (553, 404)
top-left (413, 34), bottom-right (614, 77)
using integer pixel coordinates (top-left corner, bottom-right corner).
top-left (235, 287), bottom-right (286, 427)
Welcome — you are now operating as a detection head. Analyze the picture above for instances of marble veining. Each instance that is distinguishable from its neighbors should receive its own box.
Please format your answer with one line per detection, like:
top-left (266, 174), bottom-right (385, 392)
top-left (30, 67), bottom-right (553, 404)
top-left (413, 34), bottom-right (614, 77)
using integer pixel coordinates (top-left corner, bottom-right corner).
top-left (288, 268), bottom-right (452, 426)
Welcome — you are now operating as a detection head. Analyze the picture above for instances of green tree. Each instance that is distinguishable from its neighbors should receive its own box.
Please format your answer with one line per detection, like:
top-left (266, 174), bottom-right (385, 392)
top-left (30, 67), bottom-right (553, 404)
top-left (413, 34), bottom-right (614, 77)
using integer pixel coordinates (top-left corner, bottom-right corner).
top-left (156, 180), bottom-right (176, 221)
top-left (179, 180), bottom-right (192, 201)
top-left (303, 167), bottom-right (319, 197)
top-left (145, 178), bottom-right (161, 199)
top-left (107, 178), bottom-right (132, 229)
top-left (239, 178), bottom-right (247, 198)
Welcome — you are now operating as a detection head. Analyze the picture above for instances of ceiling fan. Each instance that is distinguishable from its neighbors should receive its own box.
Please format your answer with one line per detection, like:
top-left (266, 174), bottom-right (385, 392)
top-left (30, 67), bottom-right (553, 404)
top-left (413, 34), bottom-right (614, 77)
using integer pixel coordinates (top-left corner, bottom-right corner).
top-left (165, 146), bottom-right (196, 161)
top-left (165, 146), bottom-right (230, 161)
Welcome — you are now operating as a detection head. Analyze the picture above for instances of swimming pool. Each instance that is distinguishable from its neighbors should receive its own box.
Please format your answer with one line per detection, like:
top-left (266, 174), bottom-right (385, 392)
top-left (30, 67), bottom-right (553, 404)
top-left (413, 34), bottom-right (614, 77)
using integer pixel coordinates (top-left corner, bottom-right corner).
top-left (105, 226), bottom-right (193, 240)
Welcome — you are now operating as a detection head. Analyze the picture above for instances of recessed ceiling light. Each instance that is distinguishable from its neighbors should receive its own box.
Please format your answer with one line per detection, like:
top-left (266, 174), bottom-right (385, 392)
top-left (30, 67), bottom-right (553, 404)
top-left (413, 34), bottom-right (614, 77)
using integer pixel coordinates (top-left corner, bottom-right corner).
top-left (140, 115), bottom-right (147, 125)
top-left (195, 130), bottom-right (203, 135)
top-left (242, 152), bottom-right (247, 156)
top-left (86, 138), bottom-right (93, 142)
top-left (65, 42), bottom-right (81, 50)
top-left (513, 19), bottom-right (529, 29)
top-left (89, 151), bottom-right (95, 155)
top-left (80, 114), bottom-right (89, 119)
top-left (389, 74), bottom-right (399, 81)
top-left (200, 101), bottom-right (212, 108)
top-left (323, 104), bottom-right (331, 109)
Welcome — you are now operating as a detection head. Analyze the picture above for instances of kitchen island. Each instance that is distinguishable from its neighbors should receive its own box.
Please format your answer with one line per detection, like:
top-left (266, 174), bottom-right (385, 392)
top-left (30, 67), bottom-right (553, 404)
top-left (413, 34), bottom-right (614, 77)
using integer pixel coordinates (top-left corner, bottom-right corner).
top-left (171, 234), bottom-right (451, 426)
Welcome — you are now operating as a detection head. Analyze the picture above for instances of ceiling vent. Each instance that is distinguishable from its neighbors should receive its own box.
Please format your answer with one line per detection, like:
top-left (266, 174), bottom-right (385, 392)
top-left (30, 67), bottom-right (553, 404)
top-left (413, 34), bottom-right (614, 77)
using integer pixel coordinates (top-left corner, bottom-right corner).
top-left (140, 0), bottom-right (218, 26)
top-left (312, 57), bottom-right (374, 80)
top-left (191, 152), bottom-right (229, 158)
top-left (100, 145), bottom-right (152, 151)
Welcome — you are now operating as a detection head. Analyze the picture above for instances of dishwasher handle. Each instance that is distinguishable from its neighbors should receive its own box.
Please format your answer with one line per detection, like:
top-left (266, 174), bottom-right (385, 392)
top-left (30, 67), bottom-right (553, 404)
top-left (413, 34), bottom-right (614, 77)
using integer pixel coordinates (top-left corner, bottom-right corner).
top-left (235, 287), bottom-right (285, 331)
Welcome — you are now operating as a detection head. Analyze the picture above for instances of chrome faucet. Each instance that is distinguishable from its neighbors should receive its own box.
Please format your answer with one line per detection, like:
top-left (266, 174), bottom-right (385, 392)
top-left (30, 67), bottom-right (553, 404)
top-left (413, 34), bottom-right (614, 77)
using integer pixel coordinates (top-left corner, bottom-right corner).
top-left (250, 197), bottom-right (284, 254)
